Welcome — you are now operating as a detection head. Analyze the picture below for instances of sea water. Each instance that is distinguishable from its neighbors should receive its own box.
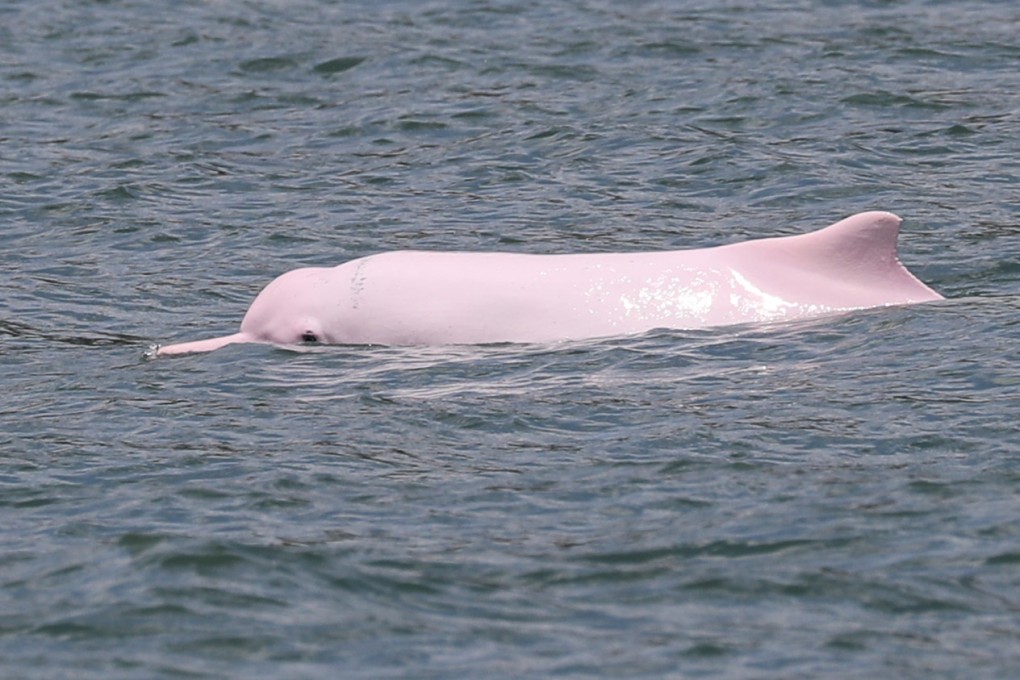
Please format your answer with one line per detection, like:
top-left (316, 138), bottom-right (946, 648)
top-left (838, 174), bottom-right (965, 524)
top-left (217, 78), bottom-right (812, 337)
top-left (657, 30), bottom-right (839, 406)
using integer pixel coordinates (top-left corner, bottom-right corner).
top-left (2, 1), bottom-right (1020, 677)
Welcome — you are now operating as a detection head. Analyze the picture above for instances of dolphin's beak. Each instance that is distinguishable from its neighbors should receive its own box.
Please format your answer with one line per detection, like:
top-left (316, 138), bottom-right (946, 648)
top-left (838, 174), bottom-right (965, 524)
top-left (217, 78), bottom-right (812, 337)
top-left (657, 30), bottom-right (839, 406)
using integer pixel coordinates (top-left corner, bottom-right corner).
top-left (155, 332), bottom-right (250, 356)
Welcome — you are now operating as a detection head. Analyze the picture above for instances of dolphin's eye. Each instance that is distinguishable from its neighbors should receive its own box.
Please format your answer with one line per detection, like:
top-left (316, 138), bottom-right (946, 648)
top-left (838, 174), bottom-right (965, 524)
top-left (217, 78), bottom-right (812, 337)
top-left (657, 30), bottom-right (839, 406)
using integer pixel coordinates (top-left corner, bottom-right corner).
top-left (301, 331), bottom-right (318, 343)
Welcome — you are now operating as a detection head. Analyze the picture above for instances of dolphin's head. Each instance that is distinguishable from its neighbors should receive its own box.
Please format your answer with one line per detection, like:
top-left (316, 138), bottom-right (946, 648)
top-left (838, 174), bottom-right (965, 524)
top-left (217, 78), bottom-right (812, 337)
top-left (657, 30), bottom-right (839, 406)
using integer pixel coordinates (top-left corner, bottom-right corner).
top-left (156, 267), bottom-right (336, 356)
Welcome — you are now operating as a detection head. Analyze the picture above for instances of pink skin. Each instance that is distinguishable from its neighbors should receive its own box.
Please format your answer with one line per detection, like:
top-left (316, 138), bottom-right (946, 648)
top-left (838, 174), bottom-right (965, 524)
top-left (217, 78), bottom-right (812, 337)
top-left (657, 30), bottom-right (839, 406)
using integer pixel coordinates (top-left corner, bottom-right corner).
top-left (156, 211), bottom-right (942, 355)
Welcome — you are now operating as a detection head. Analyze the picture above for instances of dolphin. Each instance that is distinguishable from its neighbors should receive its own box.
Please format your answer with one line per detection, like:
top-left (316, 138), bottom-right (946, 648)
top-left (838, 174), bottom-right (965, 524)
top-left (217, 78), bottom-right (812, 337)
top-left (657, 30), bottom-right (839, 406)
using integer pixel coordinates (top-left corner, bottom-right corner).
top-left (155, 211), bottom-right (942, 355)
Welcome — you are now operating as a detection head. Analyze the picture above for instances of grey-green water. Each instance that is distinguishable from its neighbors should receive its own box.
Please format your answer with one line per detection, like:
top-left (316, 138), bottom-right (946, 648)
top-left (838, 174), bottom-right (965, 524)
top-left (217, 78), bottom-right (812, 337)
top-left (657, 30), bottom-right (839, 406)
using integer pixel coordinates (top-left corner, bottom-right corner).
top-left (3, 1), bottom-right (1020, 677)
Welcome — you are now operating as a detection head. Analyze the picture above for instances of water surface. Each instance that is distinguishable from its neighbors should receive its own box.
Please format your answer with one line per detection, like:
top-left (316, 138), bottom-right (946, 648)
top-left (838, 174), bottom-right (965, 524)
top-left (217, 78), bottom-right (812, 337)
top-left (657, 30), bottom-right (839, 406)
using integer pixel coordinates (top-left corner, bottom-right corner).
top-left (3, 1), bottom-right (1020, 678)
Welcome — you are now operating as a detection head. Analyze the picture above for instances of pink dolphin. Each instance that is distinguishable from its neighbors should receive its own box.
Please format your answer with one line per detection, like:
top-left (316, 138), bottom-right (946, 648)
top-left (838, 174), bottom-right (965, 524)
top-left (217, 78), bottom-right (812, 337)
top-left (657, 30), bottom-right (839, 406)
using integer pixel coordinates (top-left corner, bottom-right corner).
top-left (156, 211), bottom-right (942, 355)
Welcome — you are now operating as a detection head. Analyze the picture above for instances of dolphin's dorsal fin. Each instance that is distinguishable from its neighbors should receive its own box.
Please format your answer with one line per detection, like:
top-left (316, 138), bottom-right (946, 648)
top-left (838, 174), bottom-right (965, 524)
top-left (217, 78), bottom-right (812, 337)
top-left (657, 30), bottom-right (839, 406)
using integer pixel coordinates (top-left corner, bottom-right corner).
top-left (732, 211), bottom-right (942, 306)
top-left (794, 211), bottom-right (902, 275)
